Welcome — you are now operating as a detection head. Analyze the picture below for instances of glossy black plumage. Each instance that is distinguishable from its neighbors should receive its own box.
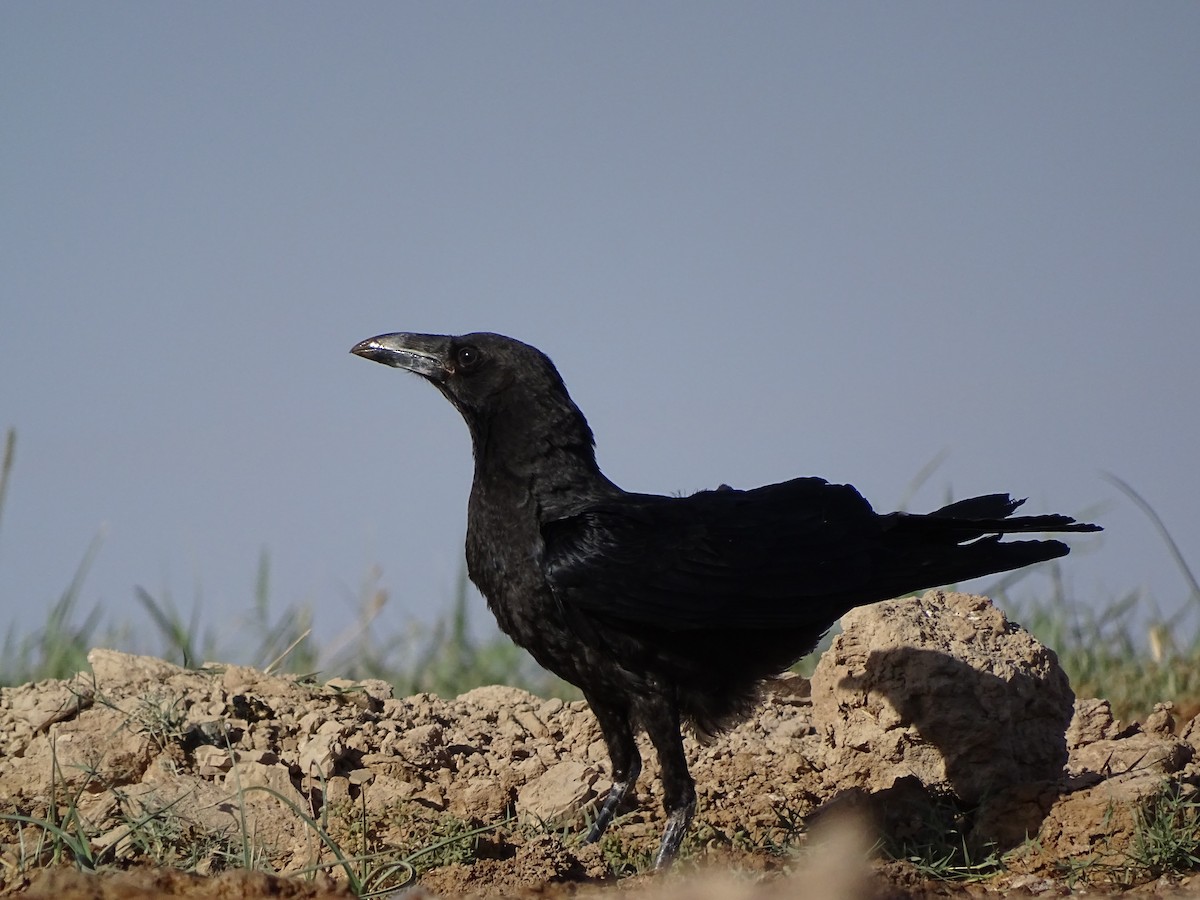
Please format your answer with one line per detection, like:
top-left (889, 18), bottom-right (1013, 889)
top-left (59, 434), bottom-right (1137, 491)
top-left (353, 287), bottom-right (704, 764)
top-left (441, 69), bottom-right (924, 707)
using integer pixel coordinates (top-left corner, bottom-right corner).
top-left (351, 330), bottom-right (1100, 868)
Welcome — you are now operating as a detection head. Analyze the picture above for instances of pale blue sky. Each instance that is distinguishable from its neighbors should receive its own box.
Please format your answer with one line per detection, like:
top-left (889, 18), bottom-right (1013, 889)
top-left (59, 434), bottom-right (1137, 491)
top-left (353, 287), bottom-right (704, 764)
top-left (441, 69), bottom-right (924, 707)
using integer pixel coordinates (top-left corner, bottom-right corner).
top-left (3, 4), bottom-right (1197, 663)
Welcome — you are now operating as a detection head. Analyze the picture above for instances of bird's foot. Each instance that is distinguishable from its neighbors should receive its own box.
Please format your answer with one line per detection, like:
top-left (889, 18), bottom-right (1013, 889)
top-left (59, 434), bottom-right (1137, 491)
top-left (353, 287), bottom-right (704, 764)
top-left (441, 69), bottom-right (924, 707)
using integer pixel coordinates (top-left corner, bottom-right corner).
top-left (584, 776), bottom-right (634, 844)
top-left (653, 798), bottom-right (696, 870)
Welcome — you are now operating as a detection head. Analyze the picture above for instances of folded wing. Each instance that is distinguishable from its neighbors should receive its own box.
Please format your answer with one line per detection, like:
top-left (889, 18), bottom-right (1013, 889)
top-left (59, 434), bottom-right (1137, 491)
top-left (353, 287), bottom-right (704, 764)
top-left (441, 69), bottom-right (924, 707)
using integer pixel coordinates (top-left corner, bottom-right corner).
top-left (541, 477), bottom-right (1092, 632)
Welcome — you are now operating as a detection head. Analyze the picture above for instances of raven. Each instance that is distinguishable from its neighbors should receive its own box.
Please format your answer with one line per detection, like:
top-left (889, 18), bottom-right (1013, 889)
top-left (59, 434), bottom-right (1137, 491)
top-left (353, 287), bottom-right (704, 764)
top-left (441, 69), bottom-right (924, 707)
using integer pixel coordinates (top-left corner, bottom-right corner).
top-left (351, 331), bottom-right (1099, 868)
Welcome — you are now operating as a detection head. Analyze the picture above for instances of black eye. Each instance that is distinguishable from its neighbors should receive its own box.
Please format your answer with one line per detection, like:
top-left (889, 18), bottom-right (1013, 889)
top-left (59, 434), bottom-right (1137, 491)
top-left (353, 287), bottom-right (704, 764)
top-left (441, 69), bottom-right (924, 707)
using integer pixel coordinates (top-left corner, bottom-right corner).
top-left (455, 345), bottom-right (480, 370)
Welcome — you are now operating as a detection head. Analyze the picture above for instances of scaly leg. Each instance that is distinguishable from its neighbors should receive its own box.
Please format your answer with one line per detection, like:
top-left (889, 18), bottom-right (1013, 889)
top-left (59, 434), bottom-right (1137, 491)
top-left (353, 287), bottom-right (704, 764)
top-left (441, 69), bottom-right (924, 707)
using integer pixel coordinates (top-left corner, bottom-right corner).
top-left (641, 695), bottom-right (696, 869)
top-left (583, 693), bottom-right (641, 843)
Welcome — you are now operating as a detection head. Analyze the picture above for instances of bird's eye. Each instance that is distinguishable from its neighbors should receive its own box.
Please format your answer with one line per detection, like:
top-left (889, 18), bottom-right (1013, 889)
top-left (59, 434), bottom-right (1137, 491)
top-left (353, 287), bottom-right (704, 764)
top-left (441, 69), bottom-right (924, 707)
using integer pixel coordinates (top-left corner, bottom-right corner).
top-left (455, 345), bottom-right (480, 370)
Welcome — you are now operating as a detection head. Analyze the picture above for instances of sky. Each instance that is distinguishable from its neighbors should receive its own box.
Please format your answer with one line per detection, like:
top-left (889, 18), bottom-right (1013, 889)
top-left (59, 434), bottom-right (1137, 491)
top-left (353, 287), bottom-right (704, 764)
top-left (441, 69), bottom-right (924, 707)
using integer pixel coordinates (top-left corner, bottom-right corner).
top-left (2, 4), bottom-right (1198, 666)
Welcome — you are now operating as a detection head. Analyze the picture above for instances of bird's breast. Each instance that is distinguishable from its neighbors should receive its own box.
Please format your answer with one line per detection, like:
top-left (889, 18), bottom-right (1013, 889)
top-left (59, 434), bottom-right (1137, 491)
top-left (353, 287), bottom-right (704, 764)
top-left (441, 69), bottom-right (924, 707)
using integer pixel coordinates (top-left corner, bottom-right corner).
top-left (465, 492), bottom-right (553, 611)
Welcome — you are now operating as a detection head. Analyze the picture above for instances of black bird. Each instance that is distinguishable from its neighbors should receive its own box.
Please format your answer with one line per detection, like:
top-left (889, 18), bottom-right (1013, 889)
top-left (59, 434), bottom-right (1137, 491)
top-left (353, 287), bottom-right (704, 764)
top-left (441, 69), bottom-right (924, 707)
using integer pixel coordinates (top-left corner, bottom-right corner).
top-left (351, 331), bottom-right (1100, 868)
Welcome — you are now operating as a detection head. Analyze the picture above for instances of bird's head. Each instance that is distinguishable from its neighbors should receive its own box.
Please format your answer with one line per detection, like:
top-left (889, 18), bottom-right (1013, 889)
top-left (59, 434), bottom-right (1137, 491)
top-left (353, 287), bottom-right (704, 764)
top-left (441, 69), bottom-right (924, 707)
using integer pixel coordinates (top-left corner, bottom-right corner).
top-left (350, 331), bottom-right (576, 426)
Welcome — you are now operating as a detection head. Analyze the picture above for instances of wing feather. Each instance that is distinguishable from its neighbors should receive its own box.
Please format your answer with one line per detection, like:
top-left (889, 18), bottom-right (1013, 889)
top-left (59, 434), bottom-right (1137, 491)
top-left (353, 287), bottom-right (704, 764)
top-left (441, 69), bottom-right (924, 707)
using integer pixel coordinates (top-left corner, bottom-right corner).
top-left (541, 477), bottom-right (881, 630)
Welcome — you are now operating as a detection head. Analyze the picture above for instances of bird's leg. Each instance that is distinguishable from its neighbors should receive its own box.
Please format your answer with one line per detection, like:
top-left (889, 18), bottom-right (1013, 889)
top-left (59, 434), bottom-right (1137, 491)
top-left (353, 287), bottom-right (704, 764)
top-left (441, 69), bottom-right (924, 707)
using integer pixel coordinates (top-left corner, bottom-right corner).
top-left (587, 759), bottom-right (642, 844)
top-left (642, 697), bottom-right (696, 870)
top-left (584, 696), bottom-right (641, 844)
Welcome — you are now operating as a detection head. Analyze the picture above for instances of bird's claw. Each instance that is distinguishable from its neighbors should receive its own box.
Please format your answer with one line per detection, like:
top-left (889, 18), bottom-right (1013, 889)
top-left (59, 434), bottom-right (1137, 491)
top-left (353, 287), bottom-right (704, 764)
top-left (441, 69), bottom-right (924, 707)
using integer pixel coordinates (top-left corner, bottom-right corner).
top-left (585, 776), bottom-right (635, 844)
top-left (653, 799), bottom-right (695, 870)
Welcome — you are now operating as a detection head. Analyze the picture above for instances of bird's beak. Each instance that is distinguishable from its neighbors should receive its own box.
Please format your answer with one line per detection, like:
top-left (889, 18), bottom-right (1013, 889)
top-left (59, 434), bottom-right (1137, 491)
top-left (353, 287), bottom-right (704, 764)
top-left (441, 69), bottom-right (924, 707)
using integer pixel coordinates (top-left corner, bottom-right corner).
top-left (351, 332), bottom-right (450, 382)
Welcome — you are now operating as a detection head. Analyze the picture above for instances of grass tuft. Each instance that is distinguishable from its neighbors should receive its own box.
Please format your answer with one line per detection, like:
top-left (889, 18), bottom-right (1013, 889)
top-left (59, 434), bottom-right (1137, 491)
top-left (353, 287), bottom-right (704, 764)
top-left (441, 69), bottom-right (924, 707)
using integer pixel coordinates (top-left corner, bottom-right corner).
top-left (1128, 783), bottom-right (1200, 880)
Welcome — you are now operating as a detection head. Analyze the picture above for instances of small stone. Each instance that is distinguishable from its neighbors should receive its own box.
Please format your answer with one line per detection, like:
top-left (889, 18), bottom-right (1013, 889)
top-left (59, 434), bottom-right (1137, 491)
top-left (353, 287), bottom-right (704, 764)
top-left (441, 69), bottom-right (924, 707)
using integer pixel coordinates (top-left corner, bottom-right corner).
top-left (517, 760), bottom-right (599, 825)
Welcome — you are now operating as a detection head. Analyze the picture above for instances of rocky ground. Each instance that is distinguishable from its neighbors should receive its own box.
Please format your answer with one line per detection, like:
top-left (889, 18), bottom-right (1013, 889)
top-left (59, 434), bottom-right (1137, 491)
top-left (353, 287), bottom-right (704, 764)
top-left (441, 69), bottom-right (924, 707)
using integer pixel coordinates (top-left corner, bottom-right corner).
top-left (2, 592), bottom-right (1199, 898)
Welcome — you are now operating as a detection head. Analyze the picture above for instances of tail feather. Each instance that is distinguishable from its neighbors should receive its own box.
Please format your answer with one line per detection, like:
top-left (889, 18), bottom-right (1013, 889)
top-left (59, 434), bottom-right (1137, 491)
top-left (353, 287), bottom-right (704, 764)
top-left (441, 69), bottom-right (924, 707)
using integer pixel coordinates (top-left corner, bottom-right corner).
top-left (926, 493), bottom-right (1101, 537)
top-left (908, 535), bottom-right (1071, 590)
top-left (868, 494), bottom-right (1100, 600)
top-left (930, 493), bottom-right (1025, 519)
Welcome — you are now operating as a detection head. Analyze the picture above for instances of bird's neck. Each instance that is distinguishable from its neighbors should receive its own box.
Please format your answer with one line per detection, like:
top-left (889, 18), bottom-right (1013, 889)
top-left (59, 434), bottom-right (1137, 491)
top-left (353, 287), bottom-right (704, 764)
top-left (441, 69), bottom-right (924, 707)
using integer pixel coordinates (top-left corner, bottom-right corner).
top-left (468, 394), bottom-right (619, 517)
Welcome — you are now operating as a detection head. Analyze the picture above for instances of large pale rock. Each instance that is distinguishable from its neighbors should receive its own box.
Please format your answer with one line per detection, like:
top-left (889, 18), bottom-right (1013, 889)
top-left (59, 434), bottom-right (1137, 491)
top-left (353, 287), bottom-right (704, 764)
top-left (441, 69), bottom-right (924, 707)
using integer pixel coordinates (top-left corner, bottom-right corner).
top-left (810, 591), bottom-right (1074, 804)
